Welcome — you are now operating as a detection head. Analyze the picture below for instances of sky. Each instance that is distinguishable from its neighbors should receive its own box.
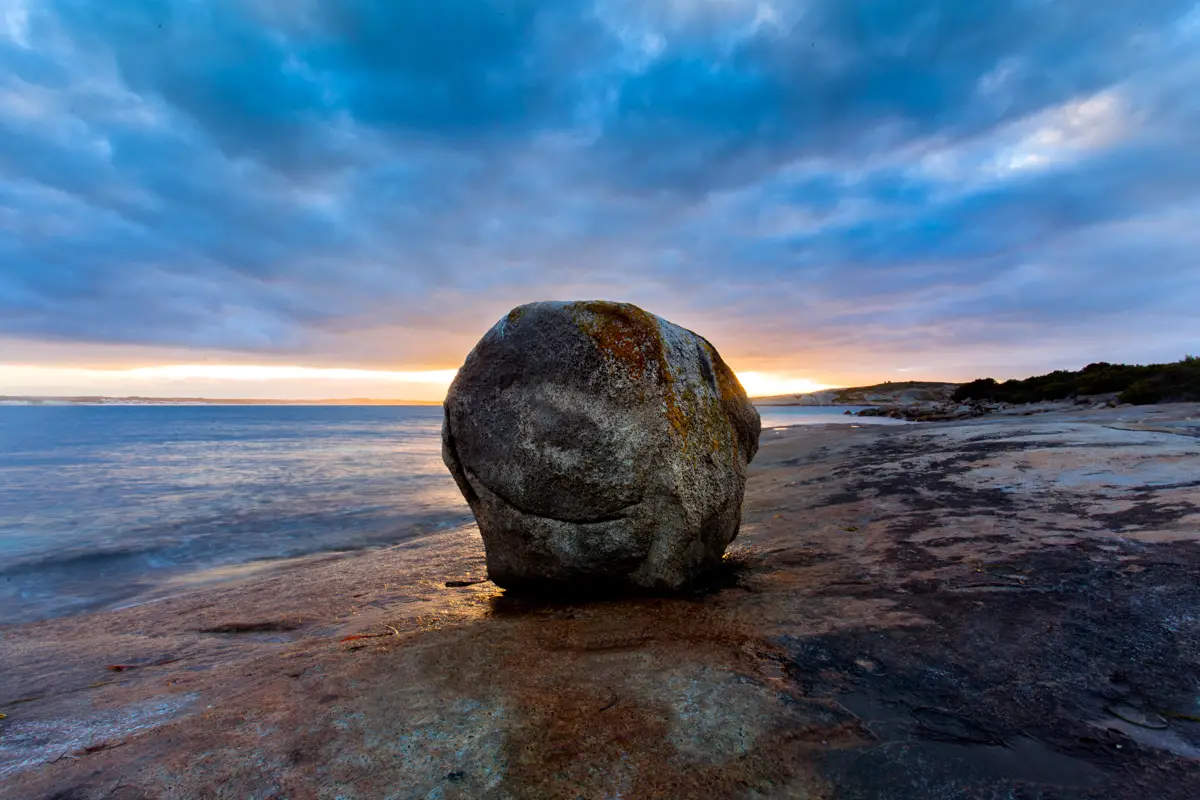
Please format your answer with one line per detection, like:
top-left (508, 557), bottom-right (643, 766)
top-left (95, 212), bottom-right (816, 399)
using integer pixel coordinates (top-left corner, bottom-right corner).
top-left (1, 0), bottom-right (1199, 401)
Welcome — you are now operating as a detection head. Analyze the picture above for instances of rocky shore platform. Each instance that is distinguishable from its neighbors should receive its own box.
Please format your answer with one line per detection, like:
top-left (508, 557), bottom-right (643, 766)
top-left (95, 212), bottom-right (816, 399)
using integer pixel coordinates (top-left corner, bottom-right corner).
top-left (3, 404), bottom-right (1199, 799)
top-left (853, 394), bottom-right (1131, 422)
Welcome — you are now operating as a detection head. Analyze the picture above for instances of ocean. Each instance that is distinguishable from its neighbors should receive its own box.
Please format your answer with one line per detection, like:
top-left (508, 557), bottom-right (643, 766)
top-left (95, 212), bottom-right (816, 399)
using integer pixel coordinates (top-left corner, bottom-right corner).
top-left (0, 404), bottom-right (899, 624)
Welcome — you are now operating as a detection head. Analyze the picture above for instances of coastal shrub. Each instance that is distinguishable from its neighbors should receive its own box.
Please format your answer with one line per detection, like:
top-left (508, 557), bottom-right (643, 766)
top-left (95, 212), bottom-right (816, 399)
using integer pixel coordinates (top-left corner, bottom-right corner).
top-left (953, 378), bottom-right (998, 402)
top-left (1117, 358), bottom-right (1200, 404)
top-left (952, 357), bottom-right (1200, 406)
top-left (1120, 380), bottom-right (1160, 405)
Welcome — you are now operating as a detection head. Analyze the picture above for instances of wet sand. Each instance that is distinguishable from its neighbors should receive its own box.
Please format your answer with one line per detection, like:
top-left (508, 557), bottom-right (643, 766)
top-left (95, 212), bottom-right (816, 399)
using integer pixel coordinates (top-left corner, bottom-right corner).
top-left (2, 404), bottom-right (1199, 798)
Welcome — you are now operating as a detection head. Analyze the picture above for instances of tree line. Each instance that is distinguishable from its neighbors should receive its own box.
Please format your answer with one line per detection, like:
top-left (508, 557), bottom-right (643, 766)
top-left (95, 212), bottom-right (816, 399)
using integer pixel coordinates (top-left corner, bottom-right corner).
top-left (952, 356), bottom-right (1200, 406)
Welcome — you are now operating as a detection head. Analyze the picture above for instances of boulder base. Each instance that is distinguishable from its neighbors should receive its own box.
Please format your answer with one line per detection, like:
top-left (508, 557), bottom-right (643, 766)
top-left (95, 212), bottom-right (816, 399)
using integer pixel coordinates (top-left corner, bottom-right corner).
top-left (442, 300), bottom-right (760, 593)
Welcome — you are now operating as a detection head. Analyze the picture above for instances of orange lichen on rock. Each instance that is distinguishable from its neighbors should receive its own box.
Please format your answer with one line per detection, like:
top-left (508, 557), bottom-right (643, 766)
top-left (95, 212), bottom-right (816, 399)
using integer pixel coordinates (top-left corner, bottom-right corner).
top-left (662, 391), bottom-right (691, 443)
top-left (697, 339), bottom-right (751, 461)
top-left (569, 301), bottom-right (694, 440)
top-left (569, 300), bottom-right (666, 383)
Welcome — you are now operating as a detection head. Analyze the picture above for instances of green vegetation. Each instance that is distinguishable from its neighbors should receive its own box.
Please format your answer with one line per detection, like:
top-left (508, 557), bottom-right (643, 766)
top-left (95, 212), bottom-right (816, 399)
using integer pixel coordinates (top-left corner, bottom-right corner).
top-left (953, 356), bottom-right (1200, 406)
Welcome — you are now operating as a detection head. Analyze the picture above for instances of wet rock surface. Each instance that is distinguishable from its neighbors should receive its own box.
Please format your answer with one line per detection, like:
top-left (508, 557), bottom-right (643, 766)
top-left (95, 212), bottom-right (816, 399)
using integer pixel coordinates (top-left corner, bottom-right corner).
top-left (2, 404), bottom-right (1199, 799)
top-left (442, 300), bottom-right (761, 593)
top-left (788, 538), bottom-right (1200, 798)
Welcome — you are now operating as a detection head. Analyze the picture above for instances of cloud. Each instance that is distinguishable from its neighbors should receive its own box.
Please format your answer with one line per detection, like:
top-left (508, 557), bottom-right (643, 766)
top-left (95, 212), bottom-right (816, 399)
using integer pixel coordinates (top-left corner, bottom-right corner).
top-left (594, 0), bottom-right (1193, 191)
top-left (0, 0), bottom-right (1198, 384)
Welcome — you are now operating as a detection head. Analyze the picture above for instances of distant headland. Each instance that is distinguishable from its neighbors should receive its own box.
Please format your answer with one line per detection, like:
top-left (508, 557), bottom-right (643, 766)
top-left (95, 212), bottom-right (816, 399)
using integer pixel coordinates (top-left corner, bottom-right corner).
top-left (755, 357), bottom-right (1200, 422)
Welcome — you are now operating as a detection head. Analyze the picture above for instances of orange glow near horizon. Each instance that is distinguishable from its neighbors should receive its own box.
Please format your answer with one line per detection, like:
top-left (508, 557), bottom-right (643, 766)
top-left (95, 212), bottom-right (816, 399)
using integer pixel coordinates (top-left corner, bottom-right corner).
top-left (0, 364), bottom-right (459, 402)
top-left (0, 364), bottom-right (833, 400)
top-left (734, 372), bottom-right (833, 397)
top-left (125, 365), bottom-right (460, 384)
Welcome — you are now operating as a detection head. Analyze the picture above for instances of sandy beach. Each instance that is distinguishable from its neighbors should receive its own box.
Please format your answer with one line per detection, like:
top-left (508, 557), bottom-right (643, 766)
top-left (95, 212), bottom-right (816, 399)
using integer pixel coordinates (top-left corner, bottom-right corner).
top-left (3, 403), bottom-right (1199, 799)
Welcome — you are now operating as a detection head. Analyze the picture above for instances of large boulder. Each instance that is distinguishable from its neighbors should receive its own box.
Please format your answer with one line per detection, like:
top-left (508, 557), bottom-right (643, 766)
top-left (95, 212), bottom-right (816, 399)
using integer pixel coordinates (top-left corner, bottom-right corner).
top-left (442, 300), bottom-right (761, 593)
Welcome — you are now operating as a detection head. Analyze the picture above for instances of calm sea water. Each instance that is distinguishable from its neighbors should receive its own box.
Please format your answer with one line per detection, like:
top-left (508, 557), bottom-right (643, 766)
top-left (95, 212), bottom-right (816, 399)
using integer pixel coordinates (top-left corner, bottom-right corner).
top-left (0, 404), bottom-right (897, 624)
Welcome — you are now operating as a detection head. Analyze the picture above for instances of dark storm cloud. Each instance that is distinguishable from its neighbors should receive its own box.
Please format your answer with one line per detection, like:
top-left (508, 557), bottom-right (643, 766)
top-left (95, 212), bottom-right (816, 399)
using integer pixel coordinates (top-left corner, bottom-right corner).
top-left (1, 0), bottom-right (1198, 375)
top-left (600, 1), bottom-right (1192, 187)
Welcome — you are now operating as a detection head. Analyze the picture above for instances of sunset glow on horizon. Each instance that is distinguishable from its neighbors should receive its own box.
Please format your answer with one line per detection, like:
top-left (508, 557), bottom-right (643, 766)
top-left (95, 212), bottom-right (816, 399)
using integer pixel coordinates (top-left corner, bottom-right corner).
top-left (733, 373), bottom-right (832, 397)
top-left (0, 363), bottom-right (833, 401)
top-left (126, 365), bottom-right (460, 385)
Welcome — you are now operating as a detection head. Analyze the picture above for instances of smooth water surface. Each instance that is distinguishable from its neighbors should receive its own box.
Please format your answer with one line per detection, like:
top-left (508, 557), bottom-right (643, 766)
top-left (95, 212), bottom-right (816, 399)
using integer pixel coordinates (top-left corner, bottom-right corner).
top-left (757, 405), bottom-right (907, 429)
top-left (0, 405), bottom-right (469, 623)
top-left (0, 404), bottom-right (892, 623)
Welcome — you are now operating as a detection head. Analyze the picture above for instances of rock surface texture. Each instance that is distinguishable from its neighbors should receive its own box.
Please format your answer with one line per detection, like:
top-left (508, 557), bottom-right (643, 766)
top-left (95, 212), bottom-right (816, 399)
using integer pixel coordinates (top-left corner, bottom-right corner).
top-left (5, 405), bottom-right (1200, 799)
top-left (442, 300), bottom-right (761, 593)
